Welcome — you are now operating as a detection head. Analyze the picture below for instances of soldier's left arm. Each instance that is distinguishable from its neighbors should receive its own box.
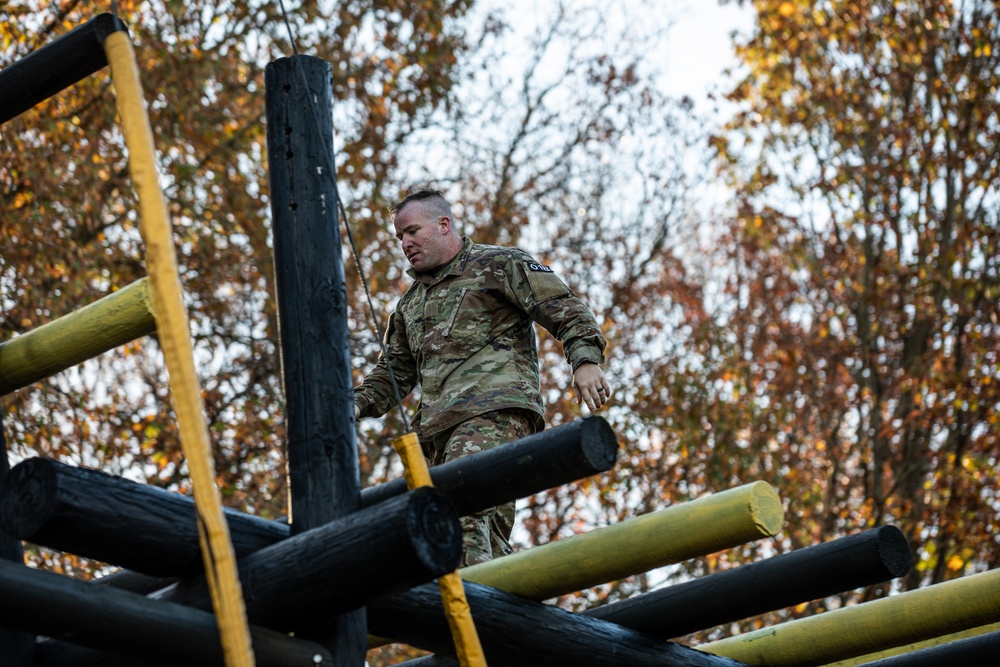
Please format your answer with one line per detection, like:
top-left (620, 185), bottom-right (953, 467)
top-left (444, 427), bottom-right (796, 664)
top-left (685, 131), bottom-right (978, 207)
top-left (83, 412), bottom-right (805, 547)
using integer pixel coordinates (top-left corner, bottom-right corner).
top-left (504, 252), bottom-right (611, 409)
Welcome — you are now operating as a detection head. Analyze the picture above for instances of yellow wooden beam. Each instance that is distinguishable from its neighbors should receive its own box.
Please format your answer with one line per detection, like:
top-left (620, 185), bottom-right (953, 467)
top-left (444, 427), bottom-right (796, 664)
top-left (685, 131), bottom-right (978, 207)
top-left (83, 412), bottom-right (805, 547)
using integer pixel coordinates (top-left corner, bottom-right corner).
top-left (105, 29), bottom-right (254, 667)
top-left (0, 278), bottom-right (155, 395)
top-left (460, 480), bottom-right (783, 601)
top-left (818, 621), bottom-right (1000, 667)
top-left (700, 568), bottom-right (1000, 666)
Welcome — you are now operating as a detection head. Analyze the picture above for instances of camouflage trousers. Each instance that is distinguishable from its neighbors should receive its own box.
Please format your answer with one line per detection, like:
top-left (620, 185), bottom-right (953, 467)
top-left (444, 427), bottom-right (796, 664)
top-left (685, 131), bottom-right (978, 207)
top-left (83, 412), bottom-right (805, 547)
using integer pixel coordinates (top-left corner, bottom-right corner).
top-left (425, 409), bottom-right (540, 567)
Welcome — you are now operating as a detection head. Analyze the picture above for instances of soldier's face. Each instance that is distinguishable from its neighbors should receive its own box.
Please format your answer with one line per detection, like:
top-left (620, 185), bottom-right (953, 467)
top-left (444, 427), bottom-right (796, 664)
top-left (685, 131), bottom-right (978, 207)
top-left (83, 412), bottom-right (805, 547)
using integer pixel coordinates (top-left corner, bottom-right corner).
top-left (394, 203), bottom-right (453, 271)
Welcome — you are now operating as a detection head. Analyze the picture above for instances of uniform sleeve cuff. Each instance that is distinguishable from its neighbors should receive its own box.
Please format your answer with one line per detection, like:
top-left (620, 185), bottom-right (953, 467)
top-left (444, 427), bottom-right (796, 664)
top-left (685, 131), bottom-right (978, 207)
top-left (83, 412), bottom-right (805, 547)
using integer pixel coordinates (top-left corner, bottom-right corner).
top-left (570, 351), bottom-right (605, 371)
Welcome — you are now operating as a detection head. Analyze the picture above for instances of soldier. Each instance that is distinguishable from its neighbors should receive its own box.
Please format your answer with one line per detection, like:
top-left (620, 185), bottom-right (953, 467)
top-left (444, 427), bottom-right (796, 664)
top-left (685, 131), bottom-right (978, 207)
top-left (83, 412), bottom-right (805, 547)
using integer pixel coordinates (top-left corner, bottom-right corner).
top-left (354, 188), bottom-right (611, 566)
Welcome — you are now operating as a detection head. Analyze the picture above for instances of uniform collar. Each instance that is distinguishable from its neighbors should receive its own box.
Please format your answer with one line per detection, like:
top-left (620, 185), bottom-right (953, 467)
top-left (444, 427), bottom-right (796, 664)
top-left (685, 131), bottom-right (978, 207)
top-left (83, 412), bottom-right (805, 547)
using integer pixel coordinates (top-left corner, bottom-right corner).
top-left (407, 237), bottom-right (473, 284)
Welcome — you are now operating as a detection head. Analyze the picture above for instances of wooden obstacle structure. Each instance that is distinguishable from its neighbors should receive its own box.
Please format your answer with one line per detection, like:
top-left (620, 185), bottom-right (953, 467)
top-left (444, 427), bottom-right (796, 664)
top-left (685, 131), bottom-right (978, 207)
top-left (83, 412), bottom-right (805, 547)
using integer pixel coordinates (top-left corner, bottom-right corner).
top-left (3, 12), bottom-right (1000, 667)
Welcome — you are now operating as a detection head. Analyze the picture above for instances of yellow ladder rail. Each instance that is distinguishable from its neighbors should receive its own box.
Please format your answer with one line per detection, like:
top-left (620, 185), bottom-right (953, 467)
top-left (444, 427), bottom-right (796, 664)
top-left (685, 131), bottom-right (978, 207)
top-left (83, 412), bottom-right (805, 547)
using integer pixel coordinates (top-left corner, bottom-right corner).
top-left (103, 29), bottom-right (255, 667)
top-left (393, 432), bottom-right (487, 667)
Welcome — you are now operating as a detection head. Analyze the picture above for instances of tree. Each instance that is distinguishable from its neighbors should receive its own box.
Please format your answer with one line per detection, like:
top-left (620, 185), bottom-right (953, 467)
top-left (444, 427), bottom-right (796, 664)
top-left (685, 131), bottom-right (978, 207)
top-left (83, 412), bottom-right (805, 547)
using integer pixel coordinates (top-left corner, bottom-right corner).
top-left (699, 0), bottom-right (1000, 631)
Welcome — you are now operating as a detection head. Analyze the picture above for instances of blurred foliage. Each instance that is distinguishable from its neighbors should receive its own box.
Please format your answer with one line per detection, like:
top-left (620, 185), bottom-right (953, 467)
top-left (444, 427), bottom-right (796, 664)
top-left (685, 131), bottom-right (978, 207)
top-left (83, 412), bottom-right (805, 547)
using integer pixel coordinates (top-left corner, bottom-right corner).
top-left (2, 0), bottom-right (998, 660)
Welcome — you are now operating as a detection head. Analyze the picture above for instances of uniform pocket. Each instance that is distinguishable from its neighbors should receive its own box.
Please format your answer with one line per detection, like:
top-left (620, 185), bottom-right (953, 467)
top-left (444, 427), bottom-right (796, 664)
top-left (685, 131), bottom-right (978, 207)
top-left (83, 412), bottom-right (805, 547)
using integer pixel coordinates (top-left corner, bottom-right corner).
top-left (445, 287), bottom-right (494, 345)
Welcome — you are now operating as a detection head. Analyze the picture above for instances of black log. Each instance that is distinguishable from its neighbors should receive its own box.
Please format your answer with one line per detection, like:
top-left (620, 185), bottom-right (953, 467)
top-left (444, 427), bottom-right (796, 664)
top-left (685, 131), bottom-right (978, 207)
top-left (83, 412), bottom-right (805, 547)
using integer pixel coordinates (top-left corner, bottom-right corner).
top-left (854, 630), bottom-right (1000, 666)
top-left (0, 13), bottom-right (125, 125)
top-left (0, 457), bottom-right (286, 576)
top-left (368, 581), bottom-right (747, 667)
top-left (0, 559), bottom-right (331, 667)
top-left (36, 486), bottom-right (458, 665)
top-left (364, 415), bottom-right (617, 516)
top-left (154, 487), bottom-right (459, 630)
top-left (1, 417), bottom-right (613, 577)
top-left (1, 418), bottom-right (34, 667)
top-left (586, 525), bottom-right (911, 638)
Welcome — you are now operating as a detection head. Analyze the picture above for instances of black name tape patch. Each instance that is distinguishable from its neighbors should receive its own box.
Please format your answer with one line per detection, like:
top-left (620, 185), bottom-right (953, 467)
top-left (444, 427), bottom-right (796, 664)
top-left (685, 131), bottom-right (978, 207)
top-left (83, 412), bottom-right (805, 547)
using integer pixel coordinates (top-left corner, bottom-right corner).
top-left (526, 262), bottom-right (554, 273)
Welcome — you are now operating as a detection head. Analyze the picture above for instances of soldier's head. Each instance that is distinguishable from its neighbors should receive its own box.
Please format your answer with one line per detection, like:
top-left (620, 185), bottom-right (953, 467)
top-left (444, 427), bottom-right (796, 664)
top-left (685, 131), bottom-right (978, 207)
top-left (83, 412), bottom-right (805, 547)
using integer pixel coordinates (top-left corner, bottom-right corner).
top-left (390, 189), bottom-right (463, 272)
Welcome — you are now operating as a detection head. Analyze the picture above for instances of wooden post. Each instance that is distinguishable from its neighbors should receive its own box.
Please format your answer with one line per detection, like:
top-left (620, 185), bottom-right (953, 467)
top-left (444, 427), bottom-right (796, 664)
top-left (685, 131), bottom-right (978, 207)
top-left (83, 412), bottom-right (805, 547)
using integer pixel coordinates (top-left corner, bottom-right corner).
top-left (586, 526), bottom-right (911, 638)
top-left (265, 54), bottom-right (363, 662)
top-left (831, 622), bottom-right (1000, 666)
top-left (0, 278), bottom-right (155, 396)
top-left (0, 559), bottom-right (332, 667)
top-left (0, 13), bottom-right (125, 125)
top-left (0, 418), bottom-right (34, 666)
top-left (367, 580), bottom-right (748, 667)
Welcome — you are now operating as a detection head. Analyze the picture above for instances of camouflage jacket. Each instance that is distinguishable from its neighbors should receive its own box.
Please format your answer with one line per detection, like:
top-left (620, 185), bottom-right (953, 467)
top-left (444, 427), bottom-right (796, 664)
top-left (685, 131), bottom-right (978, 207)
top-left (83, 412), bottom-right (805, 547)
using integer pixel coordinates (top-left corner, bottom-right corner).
top-left (354, 238), bottom-right (606, 437)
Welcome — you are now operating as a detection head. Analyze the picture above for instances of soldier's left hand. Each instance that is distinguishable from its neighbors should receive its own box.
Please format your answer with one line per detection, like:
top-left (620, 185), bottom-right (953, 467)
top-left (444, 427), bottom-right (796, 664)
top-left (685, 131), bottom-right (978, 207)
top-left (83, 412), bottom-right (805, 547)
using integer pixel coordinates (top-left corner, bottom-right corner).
top-left (573, 363), bottom-right (611, 412)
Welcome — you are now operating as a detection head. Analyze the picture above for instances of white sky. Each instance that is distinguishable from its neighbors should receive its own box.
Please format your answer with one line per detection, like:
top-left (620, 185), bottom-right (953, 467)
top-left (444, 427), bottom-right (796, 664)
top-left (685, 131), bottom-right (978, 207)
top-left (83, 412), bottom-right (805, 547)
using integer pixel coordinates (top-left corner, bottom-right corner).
top-left (660, 1), bottom-right (755, 104)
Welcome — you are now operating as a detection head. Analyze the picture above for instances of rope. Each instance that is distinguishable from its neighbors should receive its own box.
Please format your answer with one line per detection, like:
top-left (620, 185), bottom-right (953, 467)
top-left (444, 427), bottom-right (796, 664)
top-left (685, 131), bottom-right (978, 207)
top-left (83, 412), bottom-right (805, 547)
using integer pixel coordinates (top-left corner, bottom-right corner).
top-left (102, 28), bottom-right (255, 667)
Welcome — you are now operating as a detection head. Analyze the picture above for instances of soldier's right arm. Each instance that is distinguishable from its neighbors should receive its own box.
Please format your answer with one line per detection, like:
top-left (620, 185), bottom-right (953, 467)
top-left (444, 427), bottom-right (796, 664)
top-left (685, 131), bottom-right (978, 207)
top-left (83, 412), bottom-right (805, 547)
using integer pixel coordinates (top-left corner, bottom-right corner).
top-left (354, 311), bottom-right (418, 418)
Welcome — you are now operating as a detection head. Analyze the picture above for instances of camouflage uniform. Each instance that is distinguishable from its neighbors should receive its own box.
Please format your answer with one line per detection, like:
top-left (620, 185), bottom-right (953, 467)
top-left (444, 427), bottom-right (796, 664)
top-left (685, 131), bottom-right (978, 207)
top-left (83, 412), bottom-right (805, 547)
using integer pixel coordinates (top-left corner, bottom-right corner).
top-left (355, 238), bottom-right (606, 564)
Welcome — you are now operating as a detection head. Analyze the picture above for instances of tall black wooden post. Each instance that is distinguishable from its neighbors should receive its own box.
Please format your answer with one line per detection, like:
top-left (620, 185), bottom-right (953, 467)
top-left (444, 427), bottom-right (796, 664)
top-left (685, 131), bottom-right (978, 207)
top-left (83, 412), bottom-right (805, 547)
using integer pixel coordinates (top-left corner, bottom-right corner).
top-left (265, 55), bottom-right (365, 664)
top-left (0, 417), bottom-right (35, 665)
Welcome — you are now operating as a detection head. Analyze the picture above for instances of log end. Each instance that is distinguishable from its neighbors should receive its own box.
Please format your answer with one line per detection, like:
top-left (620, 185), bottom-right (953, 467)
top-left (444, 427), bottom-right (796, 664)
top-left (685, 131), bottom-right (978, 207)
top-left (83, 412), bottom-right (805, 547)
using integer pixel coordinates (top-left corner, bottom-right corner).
top-left (0, 457), bottom-right (58, 539)
top-left (747, 481), bottom-right (784, 537)
top-left (876, 524), bottom-right (911, 578)
top-left (406, 487), bottom-right (462, 576)
top-left (580, 416), bottom-right (619, 473)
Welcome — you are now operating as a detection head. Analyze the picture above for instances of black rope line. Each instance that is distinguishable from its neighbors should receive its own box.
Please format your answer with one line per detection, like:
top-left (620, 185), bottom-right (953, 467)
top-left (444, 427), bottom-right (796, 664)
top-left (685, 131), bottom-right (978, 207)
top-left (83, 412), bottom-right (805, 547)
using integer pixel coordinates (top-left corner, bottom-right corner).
top-left (275, 0), bottom-right (300, 57)
top-left (273, 1), bottom-right (411, 432)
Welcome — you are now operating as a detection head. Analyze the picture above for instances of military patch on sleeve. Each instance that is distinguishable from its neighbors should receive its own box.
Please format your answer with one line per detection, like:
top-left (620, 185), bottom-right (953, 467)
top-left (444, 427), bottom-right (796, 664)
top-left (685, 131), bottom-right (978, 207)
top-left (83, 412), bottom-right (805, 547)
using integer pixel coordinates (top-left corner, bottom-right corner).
top-left (522, 260), bottom-right (569, 301)
top-left (526, 262), bottom-right (554, 273)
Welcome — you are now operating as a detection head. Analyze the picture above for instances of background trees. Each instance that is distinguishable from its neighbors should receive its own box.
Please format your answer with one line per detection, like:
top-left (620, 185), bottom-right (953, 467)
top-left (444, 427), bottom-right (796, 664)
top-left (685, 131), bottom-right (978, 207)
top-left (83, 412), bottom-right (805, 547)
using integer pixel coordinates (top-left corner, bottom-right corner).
top-left (3, 0), bottom-right (999, 656)
top-left (702, 0), bottom-right (1000, 620)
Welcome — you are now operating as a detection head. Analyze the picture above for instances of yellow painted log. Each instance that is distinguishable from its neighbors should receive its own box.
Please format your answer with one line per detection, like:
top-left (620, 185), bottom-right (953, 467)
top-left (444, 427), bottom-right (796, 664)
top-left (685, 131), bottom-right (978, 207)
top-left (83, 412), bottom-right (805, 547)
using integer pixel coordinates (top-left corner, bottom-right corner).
top-left (699, 568), bottom-right (1000, 666)
top-left (818, 621), bottom-right (1000, 667)
top-left (0, 278), bottom-right (155, 395)
top-left (461, 481), bottom-right (783, 601)
top-left (392, 433), bottom-right (486, 667)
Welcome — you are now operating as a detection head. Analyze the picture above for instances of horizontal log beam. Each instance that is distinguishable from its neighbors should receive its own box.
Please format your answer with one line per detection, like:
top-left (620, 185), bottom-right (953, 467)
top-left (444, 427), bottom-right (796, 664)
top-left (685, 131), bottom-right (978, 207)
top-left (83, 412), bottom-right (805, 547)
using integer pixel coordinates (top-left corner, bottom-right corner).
top-left (460, 480), bottom-right (783, 602)
top-left (363, 415), bottom-right (617, 517)
top-left (154, 486), bottom-right (459, 630)
top-left (0, 559), bottom-right (330, 667)
top-left (587, 526), bottom-right (910, 638)
top-left (368, 580), bottom-right (747, 667)
top-left (0, 278), bottom-right (155, 395)
top-left (0, 14), bottom-right (126, 125)
top-left (825, 621), bottom-right (1000, 666)
top-left (851, 630), bottom-right (1000, 667)
top-left (0, 456), bottom-right (285, 576)
top-left (1, 417), bottom-right (614, 576)
top-left (700, 566), bottom-right (1000, 666)
top-left (35, 487), bottom-right (459, 665)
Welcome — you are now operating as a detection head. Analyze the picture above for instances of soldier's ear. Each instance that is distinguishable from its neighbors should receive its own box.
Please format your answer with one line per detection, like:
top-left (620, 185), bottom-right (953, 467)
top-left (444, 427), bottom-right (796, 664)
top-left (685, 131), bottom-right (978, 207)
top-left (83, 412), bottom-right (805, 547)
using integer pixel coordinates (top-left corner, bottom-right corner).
top-left (437, 216), bottom-right (452, 233)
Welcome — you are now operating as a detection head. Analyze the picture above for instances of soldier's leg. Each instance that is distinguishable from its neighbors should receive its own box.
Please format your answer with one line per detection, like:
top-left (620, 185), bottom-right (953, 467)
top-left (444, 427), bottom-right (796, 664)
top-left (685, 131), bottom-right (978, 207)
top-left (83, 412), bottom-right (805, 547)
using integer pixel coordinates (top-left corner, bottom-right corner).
top-left (436, 410), bottom-right (537, 566)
